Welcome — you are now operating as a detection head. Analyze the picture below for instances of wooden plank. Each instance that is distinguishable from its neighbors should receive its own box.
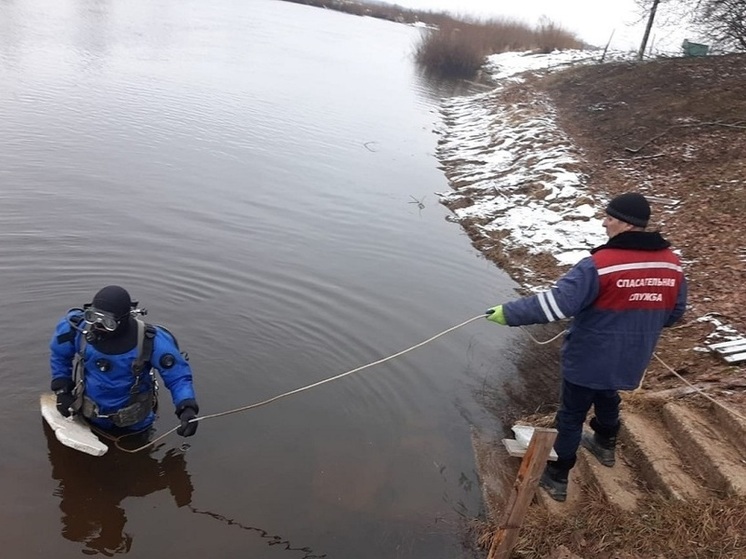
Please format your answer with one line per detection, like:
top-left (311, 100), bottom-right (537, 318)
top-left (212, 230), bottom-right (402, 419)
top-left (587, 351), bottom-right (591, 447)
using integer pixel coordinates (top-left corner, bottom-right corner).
top-left (503, 438), bottom-right (558, 461)
top-left (723, 351), bottom-right (746, 364)
top-left (717, 346), bottom-right (746, 356)
top-left (488, 428), bottom-right (558, 559)
top-left (707, 338), bottom-right (746, 363)
top-left (708, 338), bottom-right (746, 351)
top-left (646, 196), bottom-right (680, 205)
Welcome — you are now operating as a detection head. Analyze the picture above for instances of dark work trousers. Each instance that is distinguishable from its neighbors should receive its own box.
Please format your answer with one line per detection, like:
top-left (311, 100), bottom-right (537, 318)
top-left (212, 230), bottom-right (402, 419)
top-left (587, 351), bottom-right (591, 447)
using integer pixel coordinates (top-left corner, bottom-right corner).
top-left (553, 379), bottom-right (621, 472)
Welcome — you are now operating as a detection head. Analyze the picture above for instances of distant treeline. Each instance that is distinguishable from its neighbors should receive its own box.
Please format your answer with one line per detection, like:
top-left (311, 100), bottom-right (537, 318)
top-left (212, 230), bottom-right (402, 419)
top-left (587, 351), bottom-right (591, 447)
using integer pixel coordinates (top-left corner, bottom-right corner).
top-left (279, 0), bottom-right (585, 78)
top-left (279, 0), bottom-right (448, 25)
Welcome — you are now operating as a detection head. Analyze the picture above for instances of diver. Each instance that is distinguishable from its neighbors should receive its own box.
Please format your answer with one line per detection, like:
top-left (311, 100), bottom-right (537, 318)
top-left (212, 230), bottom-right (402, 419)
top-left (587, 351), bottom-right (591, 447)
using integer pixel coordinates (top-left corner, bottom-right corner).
top-left (49, 285), bottom-right (199, 438)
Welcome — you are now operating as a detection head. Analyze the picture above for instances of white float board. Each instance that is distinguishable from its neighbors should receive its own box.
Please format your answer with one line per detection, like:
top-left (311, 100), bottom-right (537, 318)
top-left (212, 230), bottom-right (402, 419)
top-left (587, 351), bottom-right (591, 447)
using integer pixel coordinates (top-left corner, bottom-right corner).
top-left (40, 392), bottom-right (109, 456)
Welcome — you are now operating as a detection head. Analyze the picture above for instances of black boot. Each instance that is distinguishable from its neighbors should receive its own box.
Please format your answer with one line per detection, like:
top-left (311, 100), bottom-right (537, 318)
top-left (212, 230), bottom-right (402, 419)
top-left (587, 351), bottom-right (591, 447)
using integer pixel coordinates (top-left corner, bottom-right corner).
top-left (539, 460), bottom-right (572, 502)
top-left (582, 418), bottom-right (618, 467)
top-left (581, 432), bottom-right (616, 466)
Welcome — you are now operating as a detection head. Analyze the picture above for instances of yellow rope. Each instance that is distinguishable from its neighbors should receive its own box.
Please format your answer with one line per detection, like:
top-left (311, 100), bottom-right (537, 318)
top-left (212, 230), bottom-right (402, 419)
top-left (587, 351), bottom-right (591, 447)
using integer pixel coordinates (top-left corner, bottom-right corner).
top-left (518, 326), bottom-right (566, 345)
top-left (651, 352), bottom-right (746, 422)
top-left (111, 314), bottom-right (488, 453)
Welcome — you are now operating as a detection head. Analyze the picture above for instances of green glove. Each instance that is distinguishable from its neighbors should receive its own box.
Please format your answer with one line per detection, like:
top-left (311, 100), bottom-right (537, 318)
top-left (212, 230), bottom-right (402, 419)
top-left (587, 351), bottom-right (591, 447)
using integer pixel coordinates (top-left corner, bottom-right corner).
top-left (485, 305), bottom-right (507, 325)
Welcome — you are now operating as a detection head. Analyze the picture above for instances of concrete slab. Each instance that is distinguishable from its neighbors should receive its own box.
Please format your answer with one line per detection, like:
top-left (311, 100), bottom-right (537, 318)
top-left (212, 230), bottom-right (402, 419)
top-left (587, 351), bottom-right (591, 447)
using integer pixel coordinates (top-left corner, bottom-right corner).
top-left (621, 409), bottom-right (707, 500)
top-left (710, 401), bottom-right (746, 460)
top-left (577, 437), bottom-right (641, 511)
top-left (663, 402), bottom-right (746, 497)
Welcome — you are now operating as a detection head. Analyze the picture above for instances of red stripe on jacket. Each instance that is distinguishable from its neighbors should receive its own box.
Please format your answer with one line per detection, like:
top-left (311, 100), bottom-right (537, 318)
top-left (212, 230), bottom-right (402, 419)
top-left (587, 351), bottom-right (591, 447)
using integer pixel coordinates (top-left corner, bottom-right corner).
top-left (592, 248), bottom-right (683, 312)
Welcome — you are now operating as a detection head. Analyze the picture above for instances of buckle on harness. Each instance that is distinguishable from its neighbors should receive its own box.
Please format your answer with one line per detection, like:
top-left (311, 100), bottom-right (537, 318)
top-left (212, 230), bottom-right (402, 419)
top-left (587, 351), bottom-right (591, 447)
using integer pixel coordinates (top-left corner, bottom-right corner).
top-left (81, 392), bottom-right (155, 428)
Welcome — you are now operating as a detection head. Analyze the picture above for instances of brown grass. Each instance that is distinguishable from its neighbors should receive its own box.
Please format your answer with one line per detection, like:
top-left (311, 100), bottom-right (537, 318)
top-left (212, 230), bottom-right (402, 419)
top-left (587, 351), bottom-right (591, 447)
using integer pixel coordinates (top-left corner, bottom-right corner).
top-left (476, 487), bottom-right (746, 558)
top-left (535, 16), bottom-right (579, 54)
top-left (526, 492), bottom-right (746, 558)
top-left (415, 18), bottom-right (584, 78)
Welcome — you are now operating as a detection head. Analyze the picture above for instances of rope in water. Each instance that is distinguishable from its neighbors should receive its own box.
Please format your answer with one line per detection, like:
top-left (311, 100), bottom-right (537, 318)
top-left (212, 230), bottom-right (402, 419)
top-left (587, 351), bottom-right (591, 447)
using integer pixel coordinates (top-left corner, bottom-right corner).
top-left (110, 314), bottom-right (489, 453)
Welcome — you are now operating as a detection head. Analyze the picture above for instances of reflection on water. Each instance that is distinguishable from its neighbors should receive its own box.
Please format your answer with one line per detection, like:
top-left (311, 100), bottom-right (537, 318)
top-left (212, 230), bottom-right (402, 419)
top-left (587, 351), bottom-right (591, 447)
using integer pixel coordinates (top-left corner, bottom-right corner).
top-left (413, 67), bottom-right (495, 103)
top-left (189, 507), bottom-right (327, 559)
top-left (46, 418), bottom-right (331, 558)
top-left (44, 423), bottom-right (193, 556)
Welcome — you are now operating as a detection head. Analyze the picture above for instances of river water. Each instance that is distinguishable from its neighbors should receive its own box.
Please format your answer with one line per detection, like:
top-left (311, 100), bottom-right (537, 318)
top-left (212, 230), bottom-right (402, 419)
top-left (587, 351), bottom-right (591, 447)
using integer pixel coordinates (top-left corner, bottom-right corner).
top-left (0, 0), bottom-right (527, 557)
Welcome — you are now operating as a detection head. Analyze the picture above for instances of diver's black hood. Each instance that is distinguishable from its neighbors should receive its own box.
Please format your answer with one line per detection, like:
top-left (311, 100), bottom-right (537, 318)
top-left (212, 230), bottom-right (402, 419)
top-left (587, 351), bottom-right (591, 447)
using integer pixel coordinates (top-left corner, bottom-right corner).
top-left (89, 285), bottom-right (138, 354)
top-left (92, 285), bottom-right (132, 318)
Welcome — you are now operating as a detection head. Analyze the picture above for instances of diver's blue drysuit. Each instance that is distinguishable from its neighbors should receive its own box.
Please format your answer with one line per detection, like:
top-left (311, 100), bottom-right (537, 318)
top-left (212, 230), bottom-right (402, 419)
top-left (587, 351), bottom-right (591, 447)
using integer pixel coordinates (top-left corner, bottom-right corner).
top-left (50, 310), bottom-right (197, 432)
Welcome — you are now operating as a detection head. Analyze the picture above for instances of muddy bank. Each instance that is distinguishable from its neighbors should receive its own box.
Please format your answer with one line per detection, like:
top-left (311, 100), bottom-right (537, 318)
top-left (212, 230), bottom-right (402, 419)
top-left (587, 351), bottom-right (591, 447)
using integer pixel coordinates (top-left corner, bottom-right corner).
top-left (436, 51), bottom-right (746, 405)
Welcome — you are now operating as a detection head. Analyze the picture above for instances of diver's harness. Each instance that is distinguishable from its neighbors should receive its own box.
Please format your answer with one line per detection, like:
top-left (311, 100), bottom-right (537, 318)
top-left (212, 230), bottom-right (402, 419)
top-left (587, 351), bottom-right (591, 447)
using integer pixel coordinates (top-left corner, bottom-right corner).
top-left (67, 311), bottom-right (158, 428)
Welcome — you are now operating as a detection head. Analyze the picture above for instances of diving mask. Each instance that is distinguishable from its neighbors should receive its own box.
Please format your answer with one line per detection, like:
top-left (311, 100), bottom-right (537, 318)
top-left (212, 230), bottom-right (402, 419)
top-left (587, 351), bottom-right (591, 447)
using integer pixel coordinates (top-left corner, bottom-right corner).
top-left (83, 307), bottom-right (126, 332)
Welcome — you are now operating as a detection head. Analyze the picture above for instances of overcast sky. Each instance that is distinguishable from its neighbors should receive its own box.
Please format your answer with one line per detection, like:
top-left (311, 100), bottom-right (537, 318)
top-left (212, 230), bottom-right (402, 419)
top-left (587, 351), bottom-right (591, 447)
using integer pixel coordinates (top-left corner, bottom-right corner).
top-left (387, 0), bottom-right (695, 52)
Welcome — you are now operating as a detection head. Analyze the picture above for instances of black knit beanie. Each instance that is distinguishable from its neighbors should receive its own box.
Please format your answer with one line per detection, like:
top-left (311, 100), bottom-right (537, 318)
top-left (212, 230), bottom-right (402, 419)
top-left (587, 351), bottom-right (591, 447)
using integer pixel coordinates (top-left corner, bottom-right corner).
top-left (92, 285), bottom-right (132, 318)
top-left (605, 193), bottom-right (650, 228)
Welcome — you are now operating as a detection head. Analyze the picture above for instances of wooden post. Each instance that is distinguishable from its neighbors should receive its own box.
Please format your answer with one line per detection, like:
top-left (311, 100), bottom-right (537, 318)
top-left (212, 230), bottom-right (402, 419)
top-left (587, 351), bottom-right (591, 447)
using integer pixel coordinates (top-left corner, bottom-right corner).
top-left (487, 427), bottom-right (558, 559)
top-left (637, 0), bottom-right (660, 61)
top-left (600, 29), bottom-right (615, 62)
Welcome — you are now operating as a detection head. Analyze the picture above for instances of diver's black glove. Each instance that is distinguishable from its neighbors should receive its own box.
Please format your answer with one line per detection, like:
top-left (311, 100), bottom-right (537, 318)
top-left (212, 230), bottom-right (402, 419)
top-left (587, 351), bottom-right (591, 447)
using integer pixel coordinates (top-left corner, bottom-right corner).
top-left (177, 407), bottom-right (199, 437)
top-left (56, 391), bottom-right (76, 417)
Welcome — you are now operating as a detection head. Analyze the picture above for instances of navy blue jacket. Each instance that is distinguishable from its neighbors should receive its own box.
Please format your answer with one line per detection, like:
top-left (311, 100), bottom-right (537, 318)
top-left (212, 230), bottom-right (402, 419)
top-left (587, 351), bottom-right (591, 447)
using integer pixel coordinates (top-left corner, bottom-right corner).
top-left (503, 231), bottom-right (687, 390)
